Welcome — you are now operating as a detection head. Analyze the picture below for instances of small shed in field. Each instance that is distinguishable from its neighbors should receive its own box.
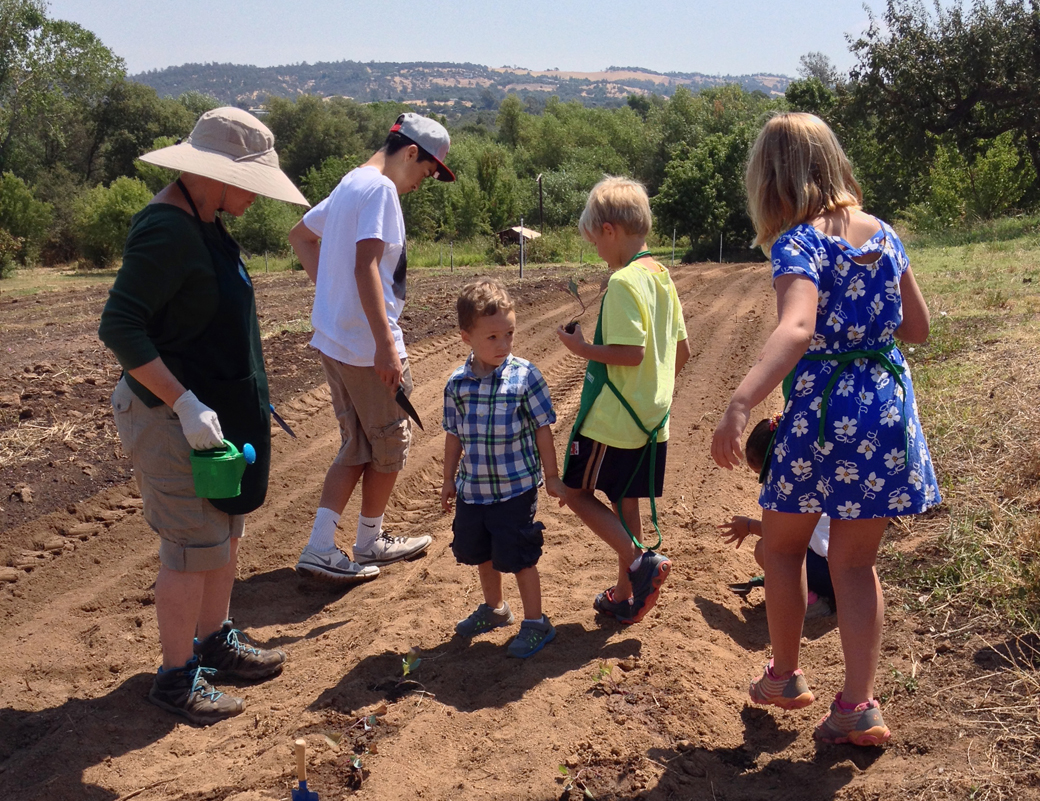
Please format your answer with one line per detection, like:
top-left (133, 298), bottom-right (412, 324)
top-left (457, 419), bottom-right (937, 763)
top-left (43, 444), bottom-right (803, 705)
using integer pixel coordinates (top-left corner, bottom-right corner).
top-left (496, 226), bottom-right (541, 245)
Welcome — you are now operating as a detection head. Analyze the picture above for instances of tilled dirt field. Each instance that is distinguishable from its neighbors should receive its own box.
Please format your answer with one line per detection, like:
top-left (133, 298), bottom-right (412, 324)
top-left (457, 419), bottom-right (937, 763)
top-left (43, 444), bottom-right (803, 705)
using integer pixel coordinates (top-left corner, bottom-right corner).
top-left (0, 265), bottom-right (1027, 801)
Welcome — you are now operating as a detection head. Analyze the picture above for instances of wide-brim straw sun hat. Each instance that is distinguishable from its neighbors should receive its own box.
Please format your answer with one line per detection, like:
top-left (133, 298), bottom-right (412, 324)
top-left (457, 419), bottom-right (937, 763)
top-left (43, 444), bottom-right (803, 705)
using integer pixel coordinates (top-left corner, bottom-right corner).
top-left (139, 106), bottom-right (310, 207)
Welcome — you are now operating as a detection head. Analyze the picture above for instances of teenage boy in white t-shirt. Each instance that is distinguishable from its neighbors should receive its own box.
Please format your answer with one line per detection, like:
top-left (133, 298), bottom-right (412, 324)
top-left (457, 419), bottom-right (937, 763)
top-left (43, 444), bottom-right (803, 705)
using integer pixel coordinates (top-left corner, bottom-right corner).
top-left (288, 113), bottom-right (455, 583)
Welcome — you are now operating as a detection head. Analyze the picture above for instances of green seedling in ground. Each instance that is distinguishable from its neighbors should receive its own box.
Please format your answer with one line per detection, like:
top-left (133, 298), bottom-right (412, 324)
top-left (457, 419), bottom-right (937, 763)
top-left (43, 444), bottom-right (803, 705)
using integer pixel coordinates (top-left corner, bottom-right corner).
top-left (592, 662), bottom-right (625, 695)
top-left (402, 646), bottom-right (421, 677)
top-left (558, 765), bottom-right (596, 799)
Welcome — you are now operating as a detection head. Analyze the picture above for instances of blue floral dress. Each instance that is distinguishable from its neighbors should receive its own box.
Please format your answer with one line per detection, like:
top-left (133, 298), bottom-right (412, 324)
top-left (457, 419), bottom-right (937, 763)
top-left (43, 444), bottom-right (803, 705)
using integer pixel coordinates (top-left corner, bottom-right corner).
top-left (759, 220), bottom-right (941, 519)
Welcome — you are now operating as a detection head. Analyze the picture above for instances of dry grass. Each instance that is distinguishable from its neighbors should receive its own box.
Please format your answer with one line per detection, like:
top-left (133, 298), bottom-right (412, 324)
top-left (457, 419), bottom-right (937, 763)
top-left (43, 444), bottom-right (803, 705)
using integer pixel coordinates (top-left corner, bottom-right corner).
top-left (884, 234), bottom-right (1040, 797)
top-left (0, 419), bottom-right (79, 469)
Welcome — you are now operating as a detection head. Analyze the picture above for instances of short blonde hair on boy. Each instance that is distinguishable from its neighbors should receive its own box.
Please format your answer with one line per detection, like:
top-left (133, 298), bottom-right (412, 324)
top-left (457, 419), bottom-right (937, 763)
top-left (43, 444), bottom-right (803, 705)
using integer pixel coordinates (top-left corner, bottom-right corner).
top-left (457, 279), bottom-right (514, 332)
top-left (745, 112), bottom-right (863, 253)
top-left (578, 176), bottom-right (652, 240)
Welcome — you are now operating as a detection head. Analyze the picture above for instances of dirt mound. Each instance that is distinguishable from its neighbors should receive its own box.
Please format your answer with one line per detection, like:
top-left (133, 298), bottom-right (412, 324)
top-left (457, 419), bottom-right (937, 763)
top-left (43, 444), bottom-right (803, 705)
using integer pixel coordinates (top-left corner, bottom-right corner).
top-left (0, 265), bottom-right (1018, 800)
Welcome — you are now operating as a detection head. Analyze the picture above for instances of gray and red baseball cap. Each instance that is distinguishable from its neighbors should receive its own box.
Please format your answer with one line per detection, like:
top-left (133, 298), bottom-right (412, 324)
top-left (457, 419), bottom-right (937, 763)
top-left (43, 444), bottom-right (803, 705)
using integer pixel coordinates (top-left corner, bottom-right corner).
top-left (390, 113), bottom-right (456, 182)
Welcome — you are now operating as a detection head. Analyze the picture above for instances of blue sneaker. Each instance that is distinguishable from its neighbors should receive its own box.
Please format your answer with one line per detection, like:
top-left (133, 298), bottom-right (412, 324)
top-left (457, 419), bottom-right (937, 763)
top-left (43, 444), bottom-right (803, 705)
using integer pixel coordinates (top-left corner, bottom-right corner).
top-left (456, 602), bottom-right (515, 638)
top-left (625, 550), bottom-right (672, 623)
top-left (507, 615), bottom-right (556, 658)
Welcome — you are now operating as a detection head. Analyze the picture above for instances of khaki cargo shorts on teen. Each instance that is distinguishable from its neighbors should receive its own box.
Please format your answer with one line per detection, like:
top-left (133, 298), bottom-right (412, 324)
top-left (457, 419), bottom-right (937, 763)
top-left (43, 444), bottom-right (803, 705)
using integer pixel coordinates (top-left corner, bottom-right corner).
top-left (320, 353), bottom-right (412, 473)
top-left (111, 377), bottom-right (244, 573)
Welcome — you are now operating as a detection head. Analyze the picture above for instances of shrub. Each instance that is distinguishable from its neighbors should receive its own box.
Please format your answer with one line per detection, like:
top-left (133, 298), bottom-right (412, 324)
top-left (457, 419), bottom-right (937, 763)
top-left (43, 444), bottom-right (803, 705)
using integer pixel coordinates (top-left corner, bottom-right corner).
top-left (134, 136), bottom-right (180, 194)
top-left (484, 229), bottom-right (589, 265)
top-left (905, 133), bottom-right (1037, 233)
top-left (0, 172), bottom-right (52, 265)
top-left (0, 228), bottom-right (23, 278)
top-left (73, 177), bottom-right (153, 267)
top-left (226, 196), bottom-right (301, 255)
top-left (300, 154), bottom-right (360, 205)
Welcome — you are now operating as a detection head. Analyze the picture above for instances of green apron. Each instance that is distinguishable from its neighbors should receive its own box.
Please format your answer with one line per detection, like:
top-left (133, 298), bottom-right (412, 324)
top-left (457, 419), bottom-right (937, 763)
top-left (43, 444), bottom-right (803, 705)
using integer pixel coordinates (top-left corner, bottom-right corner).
top-left (759, 342), bottom-right (909, 484)
top-left (175, 179), bottom-right (272, 515)
top-left (564, 252), bottom-right (668, 549)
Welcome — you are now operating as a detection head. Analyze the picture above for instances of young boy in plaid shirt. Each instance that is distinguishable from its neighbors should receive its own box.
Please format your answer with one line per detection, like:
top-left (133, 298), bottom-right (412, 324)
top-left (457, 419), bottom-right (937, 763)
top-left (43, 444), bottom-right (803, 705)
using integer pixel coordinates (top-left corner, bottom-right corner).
top-left (441, 280), bottom-right (566, 658)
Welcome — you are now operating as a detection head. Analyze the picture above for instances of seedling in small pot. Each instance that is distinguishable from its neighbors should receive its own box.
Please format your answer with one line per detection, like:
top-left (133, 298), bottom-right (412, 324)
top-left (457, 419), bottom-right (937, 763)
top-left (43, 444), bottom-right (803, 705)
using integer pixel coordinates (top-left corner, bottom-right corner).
top-left (563, 277), bottom-right (608, 333)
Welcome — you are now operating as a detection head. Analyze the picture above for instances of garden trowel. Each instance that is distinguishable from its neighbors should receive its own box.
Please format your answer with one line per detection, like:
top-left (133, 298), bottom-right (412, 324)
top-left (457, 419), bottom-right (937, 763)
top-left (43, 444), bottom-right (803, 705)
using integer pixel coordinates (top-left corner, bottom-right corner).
top-left (727, 575), bottom-right (765, 599)
top-left (292, 739), bottom-right (319, 801)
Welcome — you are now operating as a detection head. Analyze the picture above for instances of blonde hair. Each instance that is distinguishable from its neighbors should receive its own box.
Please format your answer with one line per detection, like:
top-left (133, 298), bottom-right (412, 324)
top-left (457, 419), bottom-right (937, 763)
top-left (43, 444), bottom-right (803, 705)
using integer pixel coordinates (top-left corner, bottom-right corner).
top-left (745, 112), bottom-right (863, 253)
top-left (456, 279), bottom-right (514, 331)
top-left (578, 176), bottom-right (652, 240)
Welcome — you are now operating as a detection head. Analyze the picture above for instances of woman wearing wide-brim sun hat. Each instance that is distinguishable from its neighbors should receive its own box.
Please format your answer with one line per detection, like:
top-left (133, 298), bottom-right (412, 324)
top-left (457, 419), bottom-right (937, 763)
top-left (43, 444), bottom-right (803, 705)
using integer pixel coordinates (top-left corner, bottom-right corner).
top-left (99, 106), bottom-right (309, 725)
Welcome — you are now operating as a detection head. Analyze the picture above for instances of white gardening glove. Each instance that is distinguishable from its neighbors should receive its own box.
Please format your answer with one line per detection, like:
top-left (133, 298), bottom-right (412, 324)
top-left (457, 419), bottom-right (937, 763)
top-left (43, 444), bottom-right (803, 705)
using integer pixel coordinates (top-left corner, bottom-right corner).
top-left (172, 390), bottom-right (224, 451)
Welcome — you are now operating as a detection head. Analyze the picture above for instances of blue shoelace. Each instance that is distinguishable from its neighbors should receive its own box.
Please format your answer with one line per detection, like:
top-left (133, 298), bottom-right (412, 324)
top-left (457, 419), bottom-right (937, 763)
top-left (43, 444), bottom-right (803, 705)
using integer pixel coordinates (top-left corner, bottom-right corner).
top-left (189, 665), bottom-right (224, 700)
top-left (222, 627), bottom-right (261, 656)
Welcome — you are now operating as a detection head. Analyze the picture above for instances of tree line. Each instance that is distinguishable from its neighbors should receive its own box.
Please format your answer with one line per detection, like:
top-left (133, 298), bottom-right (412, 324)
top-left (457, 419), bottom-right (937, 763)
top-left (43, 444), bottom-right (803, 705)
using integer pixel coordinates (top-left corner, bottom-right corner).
top-left (1, 0), bottom-right (1038, 276)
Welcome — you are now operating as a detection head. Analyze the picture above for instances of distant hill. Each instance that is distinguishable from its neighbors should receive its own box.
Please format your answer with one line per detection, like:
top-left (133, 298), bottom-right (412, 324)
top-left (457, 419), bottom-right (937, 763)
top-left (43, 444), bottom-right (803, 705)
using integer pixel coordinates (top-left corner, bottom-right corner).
top-left (130, 60), bottom-right (791, 116)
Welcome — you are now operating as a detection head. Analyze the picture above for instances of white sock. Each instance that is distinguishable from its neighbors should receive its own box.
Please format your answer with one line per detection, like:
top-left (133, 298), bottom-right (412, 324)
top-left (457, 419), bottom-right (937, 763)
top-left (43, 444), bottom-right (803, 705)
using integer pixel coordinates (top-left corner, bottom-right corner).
top-left (356, 513), bottom-right (384, 551)
top-left (307, 507), bottom-right (340, 552)
top-left (629, 553), bottom-right (644, 573)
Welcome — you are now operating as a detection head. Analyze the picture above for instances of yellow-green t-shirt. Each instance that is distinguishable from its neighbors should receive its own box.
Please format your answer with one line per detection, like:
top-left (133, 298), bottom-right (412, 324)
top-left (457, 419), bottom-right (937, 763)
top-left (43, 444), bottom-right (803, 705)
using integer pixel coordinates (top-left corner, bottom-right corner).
top-left (579, 260), bottom-right (687, 449)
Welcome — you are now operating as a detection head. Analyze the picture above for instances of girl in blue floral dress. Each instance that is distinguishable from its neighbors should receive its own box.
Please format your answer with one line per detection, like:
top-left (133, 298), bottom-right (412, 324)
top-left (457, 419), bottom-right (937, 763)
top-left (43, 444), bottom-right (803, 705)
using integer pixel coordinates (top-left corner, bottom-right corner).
top-left (712, 112), bottom-right (940, 747)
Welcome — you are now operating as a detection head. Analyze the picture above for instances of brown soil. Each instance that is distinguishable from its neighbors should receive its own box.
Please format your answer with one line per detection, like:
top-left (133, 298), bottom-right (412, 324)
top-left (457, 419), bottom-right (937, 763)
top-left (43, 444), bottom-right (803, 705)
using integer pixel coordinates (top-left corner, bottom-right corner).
top-left (0, 264), bottom-right (1032, 801)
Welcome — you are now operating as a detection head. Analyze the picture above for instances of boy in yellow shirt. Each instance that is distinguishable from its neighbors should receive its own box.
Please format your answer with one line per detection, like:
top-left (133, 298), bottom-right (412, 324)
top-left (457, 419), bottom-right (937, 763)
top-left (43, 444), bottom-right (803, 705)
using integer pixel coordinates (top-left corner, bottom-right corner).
top-left (557, 176), bottom-right (691, 624)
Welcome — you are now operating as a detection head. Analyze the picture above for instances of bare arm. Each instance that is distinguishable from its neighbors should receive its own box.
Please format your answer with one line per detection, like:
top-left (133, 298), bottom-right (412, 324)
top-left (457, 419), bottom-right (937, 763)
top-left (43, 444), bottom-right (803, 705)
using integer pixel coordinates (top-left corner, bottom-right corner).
top-left (894, 266), bottom-right (930, 344)
top-left (556, 323), bottom-right (644, 365)
top-left (711, 274), bottom-right (818, 470)
top-left (675, 337), bottom-right (691, 377)
top-left (288, 219), bottom-right (320, 284)
top-left (128, 357), bottom-right (225, 450)
top-left (355, 238), bottom-right (402, 389)
top-left (441, 432), bottom-right (463, 512)
top-left (127, 356), bottom-right (187, 407)
top-left (535, 424), bottom-right (567, 504)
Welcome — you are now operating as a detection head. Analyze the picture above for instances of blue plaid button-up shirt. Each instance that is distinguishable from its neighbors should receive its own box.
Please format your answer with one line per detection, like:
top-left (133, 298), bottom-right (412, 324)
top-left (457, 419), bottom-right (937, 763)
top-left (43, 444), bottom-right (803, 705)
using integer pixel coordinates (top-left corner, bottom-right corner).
top-left (443, 354), bottom-right (556, 504)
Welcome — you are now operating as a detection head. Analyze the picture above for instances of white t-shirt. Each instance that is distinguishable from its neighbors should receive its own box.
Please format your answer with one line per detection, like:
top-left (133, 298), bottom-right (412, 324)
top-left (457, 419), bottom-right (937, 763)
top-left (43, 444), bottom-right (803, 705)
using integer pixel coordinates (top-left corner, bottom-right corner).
top-left (303, 166), bottom-right (407, 366)
top-left (809, 515), bottom-right (830, 558)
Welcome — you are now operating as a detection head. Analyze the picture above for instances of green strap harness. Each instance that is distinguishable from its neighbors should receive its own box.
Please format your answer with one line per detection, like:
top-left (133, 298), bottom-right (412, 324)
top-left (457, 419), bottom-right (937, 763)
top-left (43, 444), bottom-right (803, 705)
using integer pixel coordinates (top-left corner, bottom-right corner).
top-left (563, 251), bottom-right (668, 550)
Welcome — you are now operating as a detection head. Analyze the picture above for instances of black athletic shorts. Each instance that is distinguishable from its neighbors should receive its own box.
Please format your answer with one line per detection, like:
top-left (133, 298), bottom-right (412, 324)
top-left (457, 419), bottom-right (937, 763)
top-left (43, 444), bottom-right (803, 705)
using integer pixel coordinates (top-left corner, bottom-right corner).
top-left (563, 433), bottom-right (667, 504)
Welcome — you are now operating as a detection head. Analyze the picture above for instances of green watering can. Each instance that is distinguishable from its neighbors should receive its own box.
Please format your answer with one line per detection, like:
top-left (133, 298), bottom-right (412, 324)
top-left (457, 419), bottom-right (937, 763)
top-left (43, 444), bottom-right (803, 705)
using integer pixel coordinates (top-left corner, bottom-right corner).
top-left (190, 439), bottom-right (256, 499)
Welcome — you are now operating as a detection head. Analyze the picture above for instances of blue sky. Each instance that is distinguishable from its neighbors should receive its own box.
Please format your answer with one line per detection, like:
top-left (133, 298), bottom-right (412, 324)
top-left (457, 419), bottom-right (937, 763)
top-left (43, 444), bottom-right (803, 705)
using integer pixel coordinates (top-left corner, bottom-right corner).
top-left (48, 0), bottom-right (918, 78)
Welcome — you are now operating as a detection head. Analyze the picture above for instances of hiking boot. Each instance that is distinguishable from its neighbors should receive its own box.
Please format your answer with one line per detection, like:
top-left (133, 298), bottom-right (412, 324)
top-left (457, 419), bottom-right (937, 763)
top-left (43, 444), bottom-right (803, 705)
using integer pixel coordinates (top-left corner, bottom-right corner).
top-left (507, 615), bottom-right (556, 658)
top-left (354, 531), bottom-right (432, 566)
top-left (194, 620), bottom-right (285, 680)
top-left (749, 659), bottom-right (815, 710)
top-left (626, 550), bottom-right (672, 624)
top-left (593, 586), bottom-right (634, 620)
top-left (814, 693), bottom-right (891, 746)
top-left (296, 545), bottom-right (380, 583)
top-left (456, 601), bottom-right (515, 638)
top-left (147, 656), bottom-right (244, 726)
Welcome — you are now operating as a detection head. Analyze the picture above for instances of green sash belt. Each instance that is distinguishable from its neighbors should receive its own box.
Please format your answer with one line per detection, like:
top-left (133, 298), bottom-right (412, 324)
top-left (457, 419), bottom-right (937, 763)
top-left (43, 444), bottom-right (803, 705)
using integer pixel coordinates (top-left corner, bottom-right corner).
top-left (759, 341), bottom-right (908, 484)
top-left (802, 341), bottom-right (907, 447)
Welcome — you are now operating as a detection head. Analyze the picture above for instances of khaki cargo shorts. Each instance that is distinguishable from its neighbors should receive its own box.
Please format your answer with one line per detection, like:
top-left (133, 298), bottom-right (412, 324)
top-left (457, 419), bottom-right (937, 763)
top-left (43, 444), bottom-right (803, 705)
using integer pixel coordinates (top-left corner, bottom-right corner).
top-left (320, 354), bottom-right (412, 473)
top-left (111, 378), bottom-right (244, 573)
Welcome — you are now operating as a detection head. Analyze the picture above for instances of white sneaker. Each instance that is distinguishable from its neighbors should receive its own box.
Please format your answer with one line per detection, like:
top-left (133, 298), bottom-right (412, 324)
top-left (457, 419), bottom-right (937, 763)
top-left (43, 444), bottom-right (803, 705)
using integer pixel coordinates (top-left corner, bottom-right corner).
top-left (295, 545), bottom-right (380, 583)
top-left (353, 531), bottom-right (432, 566)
